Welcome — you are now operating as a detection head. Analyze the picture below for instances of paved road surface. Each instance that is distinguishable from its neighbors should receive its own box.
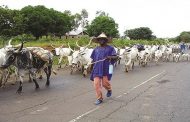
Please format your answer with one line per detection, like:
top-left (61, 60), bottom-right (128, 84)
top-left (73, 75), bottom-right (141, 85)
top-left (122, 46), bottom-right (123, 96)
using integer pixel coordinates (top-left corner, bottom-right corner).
top-left (0, 61), bottom-right (190, 122)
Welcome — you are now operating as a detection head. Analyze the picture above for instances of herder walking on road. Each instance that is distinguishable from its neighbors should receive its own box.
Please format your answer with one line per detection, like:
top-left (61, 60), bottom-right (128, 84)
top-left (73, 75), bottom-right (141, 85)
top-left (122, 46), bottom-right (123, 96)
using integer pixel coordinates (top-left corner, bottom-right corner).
top-left (90, 33), bottom-right (118, 105)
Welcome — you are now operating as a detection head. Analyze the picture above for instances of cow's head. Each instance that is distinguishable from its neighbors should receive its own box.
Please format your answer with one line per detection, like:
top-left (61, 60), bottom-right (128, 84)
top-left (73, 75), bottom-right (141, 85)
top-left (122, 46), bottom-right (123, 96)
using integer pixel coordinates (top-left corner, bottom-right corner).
top-left (71, 50), bottom-right (80, 64)
top-left (1, 42), bottom-right (23, 68)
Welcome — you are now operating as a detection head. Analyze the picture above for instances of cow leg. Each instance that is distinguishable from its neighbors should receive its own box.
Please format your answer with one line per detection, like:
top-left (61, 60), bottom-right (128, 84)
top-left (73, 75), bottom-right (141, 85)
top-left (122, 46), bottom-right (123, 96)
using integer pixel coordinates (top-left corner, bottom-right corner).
top-left (28, 73), bottom-right (32, 82)
top-left (38, 70), bottom-right (43, 79)
top-left (1, 70), bottom-right (10, 87)
top-left (29, 70), bottom-right (39, 89)
top-left (31, 74), bottom-right (39, 89)
top-left (70, 67), bottom-right (73, 74)
top-left (118, 58), bottom-right (121, 64)
top-left (64, 58), bottom-right (69, 68)
top-left (139, 60), bottom-right (141, 66)
top-left (0, 73), bottom-right (3, 87)
top-left (58, 56), bottom-right (63, 69)
top-left (125, 65), bottom-right (128, 72)
top-left (83, 70), bottom-right (87, 77)
top-left (83, 65), bottom-right (88, 77)
top-left (132, 62), bottom-right (135, 69)
top-left (14, 68), bottom-right (19, 83)
top-left (47, 65), bottom-right (52, 85)
top-left (17, 76), bottom-right (24, 94)
top-left (44, 65), bottom-right (52, 86)
top-left (33, 79), bottom-right (39, 89)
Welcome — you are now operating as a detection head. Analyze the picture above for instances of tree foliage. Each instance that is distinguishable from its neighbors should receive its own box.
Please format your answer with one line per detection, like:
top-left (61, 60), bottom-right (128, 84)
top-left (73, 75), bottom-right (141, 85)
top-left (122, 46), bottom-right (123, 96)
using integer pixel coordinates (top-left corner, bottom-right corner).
top-left (20, 5), bottom-right (73, 39)
top-left (0, 5), bottom-right (74, 39)
top-left (179, 31), bottom-right (190, 43)
top-left (73, 9), bottom-right (89, 32)
top-left (125, 27), bottom-right (155, 40)
top-left (87, 14), bottom-right (119, 37)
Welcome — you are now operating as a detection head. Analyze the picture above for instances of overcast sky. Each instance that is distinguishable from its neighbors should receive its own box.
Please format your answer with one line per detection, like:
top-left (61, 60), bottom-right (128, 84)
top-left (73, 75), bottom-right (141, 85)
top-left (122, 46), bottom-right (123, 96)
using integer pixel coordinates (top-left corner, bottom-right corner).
top-left (1, 0), bottom-right (190, 38)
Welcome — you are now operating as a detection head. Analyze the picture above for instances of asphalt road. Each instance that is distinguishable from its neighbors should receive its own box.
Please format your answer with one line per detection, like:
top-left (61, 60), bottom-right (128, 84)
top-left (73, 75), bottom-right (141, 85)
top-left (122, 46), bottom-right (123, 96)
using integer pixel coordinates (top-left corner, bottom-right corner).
top-left (1, 60), bottom-right (190, 122)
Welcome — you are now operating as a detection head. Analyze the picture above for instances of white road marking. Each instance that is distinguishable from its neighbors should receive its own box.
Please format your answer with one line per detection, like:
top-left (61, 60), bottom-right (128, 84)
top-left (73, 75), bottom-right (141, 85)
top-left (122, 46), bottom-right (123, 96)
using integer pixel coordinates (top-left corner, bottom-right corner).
top-left (30, 107), bottom-right (48, 114)
top-left (36, 107), bottom-right (48, 112)
top-left (68, 70), bottom-right (165, 122)
top-left (69, 107), bottom-right (100, 122)
top-left (126, 70), bottom-right (165, 94)
top-left (116, 95), bottom-right (122, 98)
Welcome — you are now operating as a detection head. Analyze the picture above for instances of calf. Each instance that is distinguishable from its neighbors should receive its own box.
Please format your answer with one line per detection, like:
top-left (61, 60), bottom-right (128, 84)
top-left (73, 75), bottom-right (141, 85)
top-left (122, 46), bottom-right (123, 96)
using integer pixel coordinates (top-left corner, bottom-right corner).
top-left (51, 44), bottom-right (72, 68)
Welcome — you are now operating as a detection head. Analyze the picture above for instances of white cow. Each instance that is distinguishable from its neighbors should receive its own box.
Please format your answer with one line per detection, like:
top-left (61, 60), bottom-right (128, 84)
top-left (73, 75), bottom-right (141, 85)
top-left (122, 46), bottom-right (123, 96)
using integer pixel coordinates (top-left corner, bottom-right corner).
top-left (51, 44), bottom-right (73, 68)
top-left (173, 53), bottom-right (181, 62)
top-left (164, 47), bottom-right (173, 61)
top-left (123, 47), bottom-right (138, 72)
top-left (138, 50), bottom-right (149, 67)
top-left (181, 53), bottom-right (190, 61)
top-left (150, 45), bottom-right (159, 60)
top-left (154, 50), bottom-right (163, 64)
top-left (70, 39), bottom-right (93, 77)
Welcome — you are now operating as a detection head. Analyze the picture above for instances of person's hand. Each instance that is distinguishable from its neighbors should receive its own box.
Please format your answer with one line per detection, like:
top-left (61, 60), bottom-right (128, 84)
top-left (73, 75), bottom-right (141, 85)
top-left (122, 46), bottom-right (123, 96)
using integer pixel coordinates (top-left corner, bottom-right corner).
top-left (106, 56), bottom-right (112, 60)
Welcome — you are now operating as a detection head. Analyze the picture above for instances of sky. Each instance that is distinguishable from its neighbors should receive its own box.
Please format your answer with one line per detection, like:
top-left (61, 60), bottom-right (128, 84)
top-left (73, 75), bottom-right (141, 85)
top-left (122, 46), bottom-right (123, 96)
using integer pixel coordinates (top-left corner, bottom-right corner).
top-left (1, 0), bottom-right (190, 38)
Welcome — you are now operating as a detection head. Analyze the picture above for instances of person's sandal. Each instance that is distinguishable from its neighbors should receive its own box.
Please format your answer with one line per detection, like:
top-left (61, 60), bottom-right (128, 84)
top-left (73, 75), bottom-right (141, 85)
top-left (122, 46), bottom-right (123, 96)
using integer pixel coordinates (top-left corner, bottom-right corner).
top-left (106, 90), bottom-right (112, 97)
top-left (94, 99), bottom-right (103, 105)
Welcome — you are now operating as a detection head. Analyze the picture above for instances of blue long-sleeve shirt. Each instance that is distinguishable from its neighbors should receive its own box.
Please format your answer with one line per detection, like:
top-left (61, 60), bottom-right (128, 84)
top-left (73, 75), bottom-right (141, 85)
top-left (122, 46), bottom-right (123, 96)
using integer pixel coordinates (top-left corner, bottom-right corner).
top-left (90, 45), bottom-right (116, 81)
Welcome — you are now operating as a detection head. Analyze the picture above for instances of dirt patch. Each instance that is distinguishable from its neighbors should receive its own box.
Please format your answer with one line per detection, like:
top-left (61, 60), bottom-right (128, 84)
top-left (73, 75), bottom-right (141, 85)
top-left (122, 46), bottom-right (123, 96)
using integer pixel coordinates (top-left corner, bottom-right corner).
top-left (157, 79), bottom-right (171, 84)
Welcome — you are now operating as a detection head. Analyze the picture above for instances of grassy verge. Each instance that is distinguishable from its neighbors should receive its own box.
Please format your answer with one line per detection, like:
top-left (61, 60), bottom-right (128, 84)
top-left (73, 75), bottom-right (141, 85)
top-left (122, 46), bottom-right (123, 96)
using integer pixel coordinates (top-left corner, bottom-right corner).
top-left (0, 36), bottom-right (170, 65)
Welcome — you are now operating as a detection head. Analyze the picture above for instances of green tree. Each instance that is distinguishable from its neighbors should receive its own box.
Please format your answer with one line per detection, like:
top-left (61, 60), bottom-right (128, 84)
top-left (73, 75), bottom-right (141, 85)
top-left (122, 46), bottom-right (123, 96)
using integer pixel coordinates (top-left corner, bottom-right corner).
top-left (11, 10), bottom-right (25, 36)
top-left (73, 9), bottom-right (89, 32)
top-left (96, 10), bottom-right (109, 17)
top-left (21, 5), bottom-right (73, 39)
top-left (52, 11), bottom-right (73, 38)
top-left (21, 5), bottom-right (51, 39)
top-left (73, 13), bottom-right (82, 30)
top-left (179, 31), bottom-right (190, 43)
top-left (125, 27), bottom-right (154, 40)
top-left (87, 15), bottom-right (119, 37)
top-left (0, 6), bottom-right (13, 36)
top-left (80, 9), bottom-right (88, 34)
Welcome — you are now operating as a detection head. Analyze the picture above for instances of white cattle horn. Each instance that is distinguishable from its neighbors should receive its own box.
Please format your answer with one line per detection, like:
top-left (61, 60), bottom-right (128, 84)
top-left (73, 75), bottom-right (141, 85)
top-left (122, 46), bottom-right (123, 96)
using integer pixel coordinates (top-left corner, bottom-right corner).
top-left (76, 40), bottom-right (81, 48)
top-left (13, 44), bottom-right (22, 48)
top-left (85, 38), bottom-right (92, 48)
top-left (50, 43), bottom-right (56, 48)
top-left (59, 44), bottom-right (64, 48)
top-left (8, 39), bottom-right (12, 46)
top-left (15, 42), bottom-right (24, 53)
top-left (67, 42), bottom-right (75, 52)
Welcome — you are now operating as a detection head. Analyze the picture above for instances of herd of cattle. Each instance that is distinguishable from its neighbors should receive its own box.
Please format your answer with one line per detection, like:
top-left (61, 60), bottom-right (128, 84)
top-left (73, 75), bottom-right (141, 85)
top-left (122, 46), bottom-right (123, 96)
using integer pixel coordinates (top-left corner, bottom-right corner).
top-left (0, 39), bottom-right (189, 93)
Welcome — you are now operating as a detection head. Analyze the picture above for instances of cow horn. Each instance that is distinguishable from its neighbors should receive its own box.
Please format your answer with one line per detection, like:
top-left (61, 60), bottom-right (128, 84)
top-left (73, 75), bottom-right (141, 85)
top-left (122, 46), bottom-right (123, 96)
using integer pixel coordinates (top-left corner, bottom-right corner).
top-left (13, 41), bottom-right (26, 48)
top-left (13, 44), bottom-right (21, 48)
top-left (50, 43), bottom-right (56, 48)
top-left (76, 40), bottom-right (81, 48)
top-left (68, 42), bottom-right (75, 52)
top-left (113, 44), bottom-right (121, 50)
top-left (8, 39), bottom-right (12, 46)
top-left (15, 42), bottom-right (24, 53)
top-left (85, 38), bottom-right (92, 48)
top-left (18, 41), bottom-right (24, 52)
top-left (59, 44), bottom-right (64, 48)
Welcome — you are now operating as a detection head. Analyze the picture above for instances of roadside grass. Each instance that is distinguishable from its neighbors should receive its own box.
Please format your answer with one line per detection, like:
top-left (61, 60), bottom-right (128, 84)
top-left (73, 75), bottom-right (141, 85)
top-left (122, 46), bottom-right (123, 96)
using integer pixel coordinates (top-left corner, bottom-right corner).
top-left (0, 37), bottom-right (169, 65)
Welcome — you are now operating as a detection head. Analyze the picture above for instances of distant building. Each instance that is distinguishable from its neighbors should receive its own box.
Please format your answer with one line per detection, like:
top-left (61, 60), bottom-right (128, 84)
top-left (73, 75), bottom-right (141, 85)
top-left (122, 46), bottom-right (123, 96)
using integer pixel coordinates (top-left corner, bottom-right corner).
top-left (66, 30), bottom-right (88, 38)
